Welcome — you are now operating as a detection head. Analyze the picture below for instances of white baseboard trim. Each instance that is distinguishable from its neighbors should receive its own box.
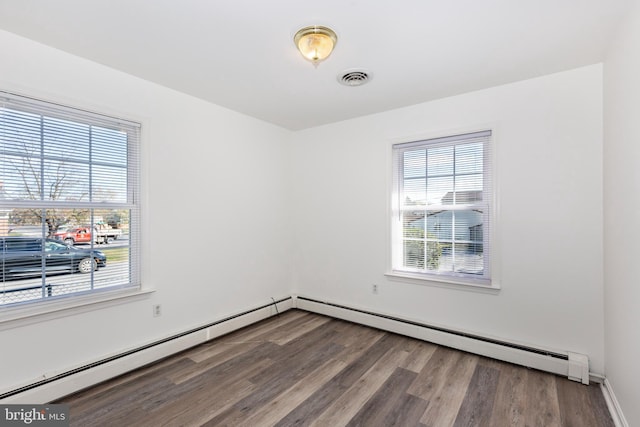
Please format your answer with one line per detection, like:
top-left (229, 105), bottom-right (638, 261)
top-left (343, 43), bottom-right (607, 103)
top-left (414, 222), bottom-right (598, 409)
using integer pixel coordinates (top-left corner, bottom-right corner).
top-left (601, 379), bottom-right (629, 427)
top-left (0, 296), bottom-right (293, 404)
top-left (589, 373), bottom-right (606, 384)
top-left (2, 294), bottom-right (609, 410)
top-left (295, 296), bottom-right (590, 384)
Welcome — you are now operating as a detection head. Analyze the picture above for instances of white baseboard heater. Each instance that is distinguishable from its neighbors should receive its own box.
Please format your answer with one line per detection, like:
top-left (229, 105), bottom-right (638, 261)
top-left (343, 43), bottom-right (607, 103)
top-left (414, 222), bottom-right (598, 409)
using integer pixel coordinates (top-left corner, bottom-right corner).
top-left (2, 293), bottom-right (591, 405)
top-left (295, 296), bottom-right (590, 385)
top-left (0, 296), bottom-right (294, 404)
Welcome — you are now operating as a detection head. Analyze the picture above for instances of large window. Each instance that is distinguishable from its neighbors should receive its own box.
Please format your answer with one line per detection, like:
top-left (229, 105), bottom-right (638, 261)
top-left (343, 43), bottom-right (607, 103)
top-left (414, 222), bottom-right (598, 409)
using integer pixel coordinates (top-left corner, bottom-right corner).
top-left (0, 91), bottom-right (140, 307)
top-left (391, 130), bottom-right (492, 286)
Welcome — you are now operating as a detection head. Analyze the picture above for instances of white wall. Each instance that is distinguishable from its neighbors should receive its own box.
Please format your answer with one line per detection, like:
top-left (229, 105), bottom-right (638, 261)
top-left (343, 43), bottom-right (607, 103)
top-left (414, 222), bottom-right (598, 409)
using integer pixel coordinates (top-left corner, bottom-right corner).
top-left (0, 25), bottom-right (611, 401)
top-left (291, 65), bottom-right (605, 373)
top-left (0, 30), bottom-right (293, 391)
top-left (604, 2), bottom-right (640, 425)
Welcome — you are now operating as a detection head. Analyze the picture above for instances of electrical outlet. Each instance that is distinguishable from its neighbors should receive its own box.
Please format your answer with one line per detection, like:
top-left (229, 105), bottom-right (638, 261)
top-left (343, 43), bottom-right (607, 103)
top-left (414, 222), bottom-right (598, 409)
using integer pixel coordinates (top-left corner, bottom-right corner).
top-left (153, 304), bottom-right (161, 317)
top-left (372, 284), bottom-right (379, 294)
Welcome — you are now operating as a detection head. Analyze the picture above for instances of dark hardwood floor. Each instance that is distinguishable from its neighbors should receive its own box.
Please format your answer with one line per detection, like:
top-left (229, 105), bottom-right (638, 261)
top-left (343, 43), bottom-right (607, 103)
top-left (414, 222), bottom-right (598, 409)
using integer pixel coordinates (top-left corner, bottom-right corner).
top-left (57, 310), bottom-right (614, 426)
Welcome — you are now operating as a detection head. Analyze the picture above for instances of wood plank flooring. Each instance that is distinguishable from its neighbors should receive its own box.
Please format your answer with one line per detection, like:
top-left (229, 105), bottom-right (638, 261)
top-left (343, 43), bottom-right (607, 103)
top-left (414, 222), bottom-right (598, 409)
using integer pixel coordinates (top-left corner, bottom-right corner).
top-left (56, 310), bottom-right (614, 426)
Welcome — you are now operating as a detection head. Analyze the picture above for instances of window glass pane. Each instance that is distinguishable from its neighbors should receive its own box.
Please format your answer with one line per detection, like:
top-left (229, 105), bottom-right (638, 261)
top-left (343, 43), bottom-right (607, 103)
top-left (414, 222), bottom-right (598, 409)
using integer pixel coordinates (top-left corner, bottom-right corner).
top-left (427, 176), bottom-right (453, 205)
top-left (454, 174), bottom-right (483, 200)
top-left (1, 154), bottom-right (41, 198)
top-left (453, 210), bottom-right (483, 241)
top-left (0, 108), bottom-right (41, 154)
top-left (403, 239), bottom-right (424, 269)
top-left (403, 178), bottom-right (426, 206)
top-left (455, 143), bottom-right (483, 174)
top-left (93, 165), bottom-right (127, 203)
top-left (453, 242), bottom-right (484, 275)
top-left (43, 160), bottom-right (90, 202)
top-left (403, 150), bottom-right (425, 178)
top-left (413, 240), bottom-right (449, 273)
top-left (403, 211), bottom-right (425, 238)
top-left (424, 239), bottom-right (442, 271)
top-left (427, 146), bottom-right (453, 176)
top-left (92, 126), bottom-right (127, 167)
top-left (426, 210), bottom-right (452, 241)
top-left (43, 117), bottom-right (90, 161)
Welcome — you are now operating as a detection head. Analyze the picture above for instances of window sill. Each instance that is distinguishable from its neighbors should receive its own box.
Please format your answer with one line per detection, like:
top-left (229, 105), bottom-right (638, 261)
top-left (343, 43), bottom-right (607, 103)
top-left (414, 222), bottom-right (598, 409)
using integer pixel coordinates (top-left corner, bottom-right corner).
top-left (0, 287), bottom-right (155, 330)
top-left (385, 271), bottom-right (500, 294)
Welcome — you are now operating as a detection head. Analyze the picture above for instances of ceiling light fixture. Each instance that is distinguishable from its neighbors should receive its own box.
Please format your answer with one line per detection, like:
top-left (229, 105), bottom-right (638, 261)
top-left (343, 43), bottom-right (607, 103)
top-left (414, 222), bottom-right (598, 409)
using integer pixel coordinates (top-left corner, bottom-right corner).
top-left (294, 25), bottom-right (337, 67)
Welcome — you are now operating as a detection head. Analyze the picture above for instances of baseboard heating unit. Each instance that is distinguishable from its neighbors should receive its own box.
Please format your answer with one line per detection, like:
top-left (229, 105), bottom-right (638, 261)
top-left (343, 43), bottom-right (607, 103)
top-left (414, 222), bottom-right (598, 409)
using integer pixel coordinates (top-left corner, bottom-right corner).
top-left (295, 296), bottom-right (590, 385)
top-left (1, 296), bottom-right (293, 404)
top-left (1, 294), bottom-right (592, 405)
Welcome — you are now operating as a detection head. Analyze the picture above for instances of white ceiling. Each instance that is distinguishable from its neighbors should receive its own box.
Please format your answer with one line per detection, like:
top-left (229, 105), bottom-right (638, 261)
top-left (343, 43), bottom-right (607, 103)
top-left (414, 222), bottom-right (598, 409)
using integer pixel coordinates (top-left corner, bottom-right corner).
top-left (0, 0), bottom-right (632, 130)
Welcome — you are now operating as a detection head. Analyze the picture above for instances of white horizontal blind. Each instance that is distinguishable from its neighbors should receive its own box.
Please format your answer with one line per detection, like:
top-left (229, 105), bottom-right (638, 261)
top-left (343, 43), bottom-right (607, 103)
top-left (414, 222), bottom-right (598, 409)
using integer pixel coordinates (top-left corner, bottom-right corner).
top-left (392, 130), bottom-right (492, 285)
top-left (0, 91), bottom-right (140, 306)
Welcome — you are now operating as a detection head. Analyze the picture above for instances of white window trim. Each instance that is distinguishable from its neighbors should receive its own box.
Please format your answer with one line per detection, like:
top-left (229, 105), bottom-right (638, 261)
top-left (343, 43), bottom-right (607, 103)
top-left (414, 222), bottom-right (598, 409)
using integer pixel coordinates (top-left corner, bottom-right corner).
top-left (0, 90), bottom-right (145, 313)
top-left (386, 125), bottom-right (500, 292)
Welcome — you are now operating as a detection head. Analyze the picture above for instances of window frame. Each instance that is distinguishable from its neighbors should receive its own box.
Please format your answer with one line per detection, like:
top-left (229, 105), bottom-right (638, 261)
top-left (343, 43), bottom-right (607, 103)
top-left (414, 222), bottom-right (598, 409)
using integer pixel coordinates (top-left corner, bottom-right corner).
top-left (0, 90), bottom-right (143, 313)
top-left (388, 129), bottom-right (497, 289)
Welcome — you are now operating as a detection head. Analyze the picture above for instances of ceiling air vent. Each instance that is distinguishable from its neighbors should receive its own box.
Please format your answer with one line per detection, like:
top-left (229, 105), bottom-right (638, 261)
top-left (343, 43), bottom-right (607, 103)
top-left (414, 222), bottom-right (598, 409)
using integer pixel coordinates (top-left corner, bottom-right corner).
top-left (338, 69), bottom-right (371, 86)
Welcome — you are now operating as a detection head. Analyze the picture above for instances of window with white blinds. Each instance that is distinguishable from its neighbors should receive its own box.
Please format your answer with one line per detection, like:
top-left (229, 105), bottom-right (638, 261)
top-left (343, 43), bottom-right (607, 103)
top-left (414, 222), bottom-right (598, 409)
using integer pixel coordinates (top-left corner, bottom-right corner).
top-left (0, 91), bottom-right (140, 306)
top-left (391, 130), bottom-right (492, 286)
